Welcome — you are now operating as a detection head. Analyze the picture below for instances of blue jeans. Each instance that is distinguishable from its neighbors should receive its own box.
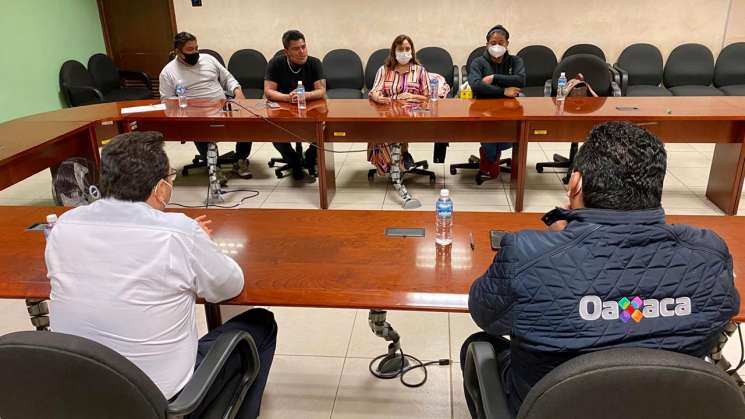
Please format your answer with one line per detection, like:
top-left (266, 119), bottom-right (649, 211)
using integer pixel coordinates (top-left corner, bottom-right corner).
top-left (480, 143), bottom-right (512, 162)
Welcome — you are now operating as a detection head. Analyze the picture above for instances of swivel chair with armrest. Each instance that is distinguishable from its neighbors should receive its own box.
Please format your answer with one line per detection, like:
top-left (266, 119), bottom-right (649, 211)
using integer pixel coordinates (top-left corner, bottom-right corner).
top-left (535, 54), bottom-right (621, 184)
top-left (614, 43), bottom-right (671, 96)
top-left (0, 330), bottom-right (260, 419)
top-left (59, 60), bottom-right (104, 107)
top-left (87, 53), bottom-right (153, 102)
top-left (464, 344), bottom-right (745, 419)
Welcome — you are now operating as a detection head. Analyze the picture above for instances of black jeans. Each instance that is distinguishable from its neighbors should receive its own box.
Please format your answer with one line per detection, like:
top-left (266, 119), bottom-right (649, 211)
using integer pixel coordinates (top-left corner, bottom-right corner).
top-left (190, 308), bottom-right (277, 419)
top-left (195, 142), bottom-right (253, 161)
top-left (272, 142), bottom-right (317, 177)
top-left (460, 332), bottom-right (518, 418)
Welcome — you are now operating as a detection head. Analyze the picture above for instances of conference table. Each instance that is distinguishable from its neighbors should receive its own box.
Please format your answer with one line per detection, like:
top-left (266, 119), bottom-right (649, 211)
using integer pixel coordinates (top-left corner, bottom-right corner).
top-left (1, 97), bottom-right (744, 214)
top-left (0, 207), bottom-right (743, 329)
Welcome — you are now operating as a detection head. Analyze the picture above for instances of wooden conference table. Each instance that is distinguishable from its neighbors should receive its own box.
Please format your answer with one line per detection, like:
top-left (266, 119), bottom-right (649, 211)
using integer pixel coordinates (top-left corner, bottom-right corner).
top-left (1, 97), bottom-right (744, 214)
top-left (0, 207), bottom-right (743, 325)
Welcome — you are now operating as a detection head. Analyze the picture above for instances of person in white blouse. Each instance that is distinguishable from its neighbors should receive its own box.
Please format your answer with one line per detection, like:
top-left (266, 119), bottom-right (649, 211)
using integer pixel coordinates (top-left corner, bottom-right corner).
top-left (45, 131), bottom-right (276, 419)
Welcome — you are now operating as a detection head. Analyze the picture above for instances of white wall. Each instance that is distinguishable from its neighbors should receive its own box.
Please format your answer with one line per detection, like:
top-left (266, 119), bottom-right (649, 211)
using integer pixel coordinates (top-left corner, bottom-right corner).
top-left (174, 0), bottom-right (737, 68)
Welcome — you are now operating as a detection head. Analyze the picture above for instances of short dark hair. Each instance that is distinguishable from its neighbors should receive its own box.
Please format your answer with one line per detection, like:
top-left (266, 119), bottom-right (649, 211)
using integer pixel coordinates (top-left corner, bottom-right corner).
top-left (282, 30), bottom-right (305, 49)
top-left (574, 121), bottom-right (666, 210)
top-left (174, 32), bottom-right (197, 51)
top-left (100, 131), bottom-right (170, 202)
top-left (486, 25), bottom-right (510, 42)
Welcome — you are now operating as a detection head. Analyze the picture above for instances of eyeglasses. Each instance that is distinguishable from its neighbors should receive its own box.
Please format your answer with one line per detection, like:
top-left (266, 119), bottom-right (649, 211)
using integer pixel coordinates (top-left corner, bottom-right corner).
top-left (164, 168), bottom-right (178, 183)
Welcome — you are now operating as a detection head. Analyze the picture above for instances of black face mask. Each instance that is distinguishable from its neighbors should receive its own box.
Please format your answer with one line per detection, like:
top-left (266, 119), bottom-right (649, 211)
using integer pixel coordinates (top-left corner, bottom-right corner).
top-left (183, 52), bottom-right (199, 65)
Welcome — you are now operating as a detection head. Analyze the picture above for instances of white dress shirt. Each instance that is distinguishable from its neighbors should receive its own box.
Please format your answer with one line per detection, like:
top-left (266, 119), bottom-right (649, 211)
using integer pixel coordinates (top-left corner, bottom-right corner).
top-left (46, 199), bottom-right (244, 399)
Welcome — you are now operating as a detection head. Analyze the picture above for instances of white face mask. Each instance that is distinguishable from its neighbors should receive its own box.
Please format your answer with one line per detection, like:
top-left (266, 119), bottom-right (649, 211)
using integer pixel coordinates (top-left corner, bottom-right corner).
top-left (488, 44), bottom-right (507, 59)
top-left (154, 179), bottom-right (173, 209)
top-left (395, 51), bottom-right (412, 65)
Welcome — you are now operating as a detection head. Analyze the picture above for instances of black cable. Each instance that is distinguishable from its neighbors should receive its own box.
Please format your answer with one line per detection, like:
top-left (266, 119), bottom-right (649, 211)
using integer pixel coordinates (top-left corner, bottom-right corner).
top-left (169, 189), bottom-right (261, 209)
top-left (728, 324), bottom-right (745, 375)
top-left (226, 99), bottom-right (369, 154)
top-left (368, 346), bottom-right (450, 388)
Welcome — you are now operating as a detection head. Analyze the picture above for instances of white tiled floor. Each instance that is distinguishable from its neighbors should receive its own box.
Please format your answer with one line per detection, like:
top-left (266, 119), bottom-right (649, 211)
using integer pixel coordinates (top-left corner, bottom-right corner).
top-left (0, 141), bottom-right (743, 418)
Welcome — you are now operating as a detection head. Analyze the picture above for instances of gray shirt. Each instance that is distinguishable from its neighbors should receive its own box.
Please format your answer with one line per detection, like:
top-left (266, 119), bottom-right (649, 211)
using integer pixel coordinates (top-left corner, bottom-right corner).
top-left (159, 54), bottom-right (241, 99)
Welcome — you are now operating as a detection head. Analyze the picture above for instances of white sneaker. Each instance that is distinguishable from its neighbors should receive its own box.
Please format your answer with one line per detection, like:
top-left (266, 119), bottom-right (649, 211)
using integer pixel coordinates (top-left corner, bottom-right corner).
top-left (233, 159), bottom-right (253, 179)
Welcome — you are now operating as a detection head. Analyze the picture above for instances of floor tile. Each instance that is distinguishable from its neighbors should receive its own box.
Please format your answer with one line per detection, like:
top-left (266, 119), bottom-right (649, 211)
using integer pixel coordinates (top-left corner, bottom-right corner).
top-left (272, 307), bottom-right (357, 357)
top-left (513, 189), bottom-right (568, 213)
top-left (262, 188), bottom-right (320, 207)
top-left (0, 299), bottom-right (33, 335)
top-left (347, 310), bottom-right (450, 362)
top-left (449, 313), bottom-right (482, 361)
top-left (667, 167), bottom-right (710, 188)
top-left (451, 363), bottom-right (471, 419)
top-left (261, 355), bottom-right (345, 419)
top-left (666, 151), bottom-right (711, 168)
top-left (331, 357), bottom-right (451, 419)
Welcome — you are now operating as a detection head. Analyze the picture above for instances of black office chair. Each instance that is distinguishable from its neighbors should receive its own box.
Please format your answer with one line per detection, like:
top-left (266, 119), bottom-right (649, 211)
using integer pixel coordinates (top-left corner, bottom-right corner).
top-left (323, 49), bottom-right (364, 98)
top-left (715, 42), bottom-right (745, 96)
top-left (417, 46), bottom-right (459, 97)
top-left (535, 54), bottom-right (621, 183)
top-left (461, 46), bottom-right (487, 85)
top-left (59, 60), bottom-right (104, 107)
top-left (561, 43), bottom-right (605, 61)
top-left (663, 43), bottom-right (724, 96)
top-left (517, 45), bottom-right (557, 97)
top-left (199, 48), bottom-right (226, 66)
top-left (365, 48), bottom-right (389, 93)
top-left (87, 53), bottom-right (153, 102)
top-left (268, 142), bottom-right (307, 178)
top-left (0, 330), bottom-right (260, 419)
top-left (614, 43), bottom-right (671, 96)
top-left (464, 344), bottom-right (745, 419)
top-left (228, 49), bottom-right (267, 99)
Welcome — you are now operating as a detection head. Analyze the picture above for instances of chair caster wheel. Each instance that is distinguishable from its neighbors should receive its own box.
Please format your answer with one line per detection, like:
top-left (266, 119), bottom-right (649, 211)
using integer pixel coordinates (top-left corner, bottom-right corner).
top-left (450, 167), bottom-right (457, 175)
top-left (429, 175), bottom-right (436, 185)
top-left (181, 168), bottom-right (189, 177)
top-left (536, 165), bottom-right (544, 173)
top-left (475, 175), bottom-right (485, 185)
top-left (268, 162), bottom-right (275, 168)
top-left (422, 162), bottom-right (429, 169)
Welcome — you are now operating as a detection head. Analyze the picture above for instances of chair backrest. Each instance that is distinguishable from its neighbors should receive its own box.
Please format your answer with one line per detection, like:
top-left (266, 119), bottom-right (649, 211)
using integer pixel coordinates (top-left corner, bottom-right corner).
top-left (365, 48), bottom-right (389, 90)
top-left (516, 348), bottom-right (745, 419)
top-left (0, 331), bottom-right (167, 419)
top-left (200, 48), bottom-right (225, 66)
top-left (714, 42), bottom-right (745, 87)
top-left (552, 54), bottom-right (613, 96)
top-left (417, 46), bottom-right (455, 88)
top-left (322, 49), bottom-right (364, 90)
top-left (228, 48), bottom-right (268, 97)
top-left (59, 59), bottom-right (98, 107)
top-left (664, 43), bottom-right (715, 87)
top-left (465, 46), bottom-right (487, 73)
top-left (562, 43), bottom-right (606, 61)
top-left (87, 53), bottom-right (121, 95)
top-left (616, 43), bottom-right (664, 87)
top-left (517, 45), bottom-right (558, 87)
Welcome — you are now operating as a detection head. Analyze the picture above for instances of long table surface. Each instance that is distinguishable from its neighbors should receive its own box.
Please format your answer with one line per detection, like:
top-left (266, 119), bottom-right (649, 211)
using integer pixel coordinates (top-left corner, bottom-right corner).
top-left (0, 206), bottom-right (743, 321)
top-left (1, 97), bottom-right (744, 214)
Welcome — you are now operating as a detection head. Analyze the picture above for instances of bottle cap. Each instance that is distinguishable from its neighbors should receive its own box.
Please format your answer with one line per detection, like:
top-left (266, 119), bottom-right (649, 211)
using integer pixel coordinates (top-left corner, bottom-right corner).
top-left (560, 72), bottom-right (566, 77)
top-left (297, 81), bottom-right (303, 86)
top-left (46, 214), bottom-right (58, 223)
top-left (440, 189), bottom-right (450, 197)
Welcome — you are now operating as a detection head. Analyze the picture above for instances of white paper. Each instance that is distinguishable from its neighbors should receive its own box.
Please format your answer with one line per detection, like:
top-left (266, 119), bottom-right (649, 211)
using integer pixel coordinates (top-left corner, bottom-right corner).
top-left (120, 103), bottom-right (166, 115)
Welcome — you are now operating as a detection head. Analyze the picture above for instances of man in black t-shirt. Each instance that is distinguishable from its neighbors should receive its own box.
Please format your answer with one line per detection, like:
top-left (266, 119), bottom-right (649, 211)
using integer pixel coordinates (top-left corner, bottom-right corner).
top-left (264, 30), bottom-right (326, 182)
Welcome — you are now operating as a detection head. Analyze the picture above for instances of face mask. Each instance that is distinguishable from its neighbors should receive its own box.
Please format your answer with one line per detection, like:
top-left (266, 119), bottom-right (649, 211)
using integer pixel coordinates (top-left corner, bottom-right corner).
top-left (395, 51), bottom-right (412, 65)
top-left (488, 45), bottom-right (507, 59)
top-left (155, 179), bottom-right (173, 208)
top-left (183, 51), bottom-right (199, 65)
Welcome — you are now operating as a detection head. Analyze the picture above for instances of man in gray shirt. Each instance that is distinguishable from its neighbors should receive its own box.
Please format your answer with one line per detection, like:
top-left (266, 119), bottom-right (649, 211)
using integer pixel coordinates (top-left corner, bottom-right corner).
top-left (160, 32), bottom-right (252, 180)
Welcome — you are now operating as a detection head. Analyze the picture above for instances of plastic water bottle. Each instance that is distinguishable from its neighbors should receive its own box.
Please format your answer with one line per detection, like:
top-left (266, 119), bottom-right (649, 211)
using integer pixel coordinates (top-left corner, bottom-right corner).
top-left (429, 78), bottom-right (439, 101)
top-left (556, 72), bottom-right (567, 101)
top-left (296, 81), bottom-right (307, 110)
top-left (176, 80), bottom-right (187, 108)
top-left (43, 214), bottom-right (57, 240)
top-left (435, 189), bottom-right (453, 246)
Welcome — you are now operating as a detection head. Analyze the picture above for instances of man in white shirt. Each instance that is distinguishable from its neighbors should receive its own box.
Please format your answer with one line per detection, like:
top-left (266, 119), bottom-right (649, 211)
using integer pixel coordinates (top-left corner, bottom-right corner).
top-left (160, 31), bottom-right (253, 181)
top-left (46, 131), bottom-right (276, 418)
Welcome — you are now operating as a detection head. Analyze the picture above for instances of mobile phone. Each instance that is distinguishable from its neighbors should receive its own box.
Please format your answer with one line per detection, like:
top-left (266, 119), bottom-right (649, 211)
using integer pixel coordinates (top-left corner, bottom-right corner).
top-left (490, 230), bottom-right (507, 250)
top-left (266, 101), bottom-right (280, 109)
top-left (541, 207), bottom-right (565, 227)
top-left (385, 227), bottom-right (425, 237)
top-left (615, 106), bottom-right (639, 111)
top-left (26, 223), bottom-right (47, 232)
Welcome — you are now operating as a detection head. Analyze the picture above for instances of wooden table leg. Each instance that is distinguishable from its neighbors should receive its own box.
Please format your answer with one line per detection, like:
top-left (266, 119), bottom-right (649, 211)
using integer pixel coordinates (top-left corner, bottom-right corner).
top-left (508, 122), bottom-right (528, 212)
top-left (204, 303), bottom-right (223, 331)
top-left (317, 122), bottom-right (336, 209)
top-left (706, 140), bottom-right (745, 215)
